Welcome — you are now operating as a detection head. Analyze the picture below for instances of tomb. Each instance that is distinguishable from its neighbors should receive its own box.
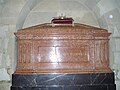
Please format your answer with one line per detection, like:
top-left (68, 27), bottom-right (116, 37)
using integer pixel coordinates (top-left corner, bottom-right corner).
top-left (11, 17), bottom-right (116, 90)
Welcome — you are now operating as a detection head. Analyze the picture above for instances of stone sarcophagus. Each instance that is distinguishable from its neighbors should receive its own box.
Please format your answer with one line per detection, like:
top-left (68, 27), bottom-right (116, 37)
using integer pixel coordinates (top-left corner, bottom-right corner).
top-left (14, 23), bottom-right (111, 74)
top-left (11, 18), bottom-right (116, 90)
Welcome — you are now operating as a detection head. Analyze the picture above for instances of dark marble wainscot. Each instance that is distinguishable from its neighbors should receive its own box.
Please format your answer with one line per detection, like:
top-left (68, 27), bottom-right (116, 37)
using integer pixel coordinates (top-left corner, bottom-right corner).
top-left (11, 72), bottom-right (116, 90)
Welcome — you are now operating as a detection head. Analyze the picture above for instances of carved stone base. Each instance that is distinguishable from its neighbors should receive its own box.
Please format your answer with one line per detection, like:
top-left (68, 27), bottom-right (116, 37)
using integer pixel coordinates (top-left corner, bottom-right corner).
top-left (11, 72), bottom-right (116, 90)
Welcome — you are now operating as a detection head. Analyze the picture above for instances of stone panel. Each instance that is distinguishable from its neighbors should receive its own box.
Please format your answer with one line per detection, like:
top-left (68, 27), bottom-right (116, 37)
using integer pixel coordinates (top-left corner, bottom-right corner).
top-left (11, 73), bottom-right (116, 90)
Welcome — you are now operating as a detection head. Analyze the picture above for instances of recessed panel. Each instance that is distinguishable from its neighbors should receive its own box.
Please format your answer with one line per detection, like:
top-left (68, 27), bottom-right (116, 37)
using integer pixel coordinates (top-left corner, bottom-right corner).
top-left (37, 46), bottom-right (89, 63)
top-left (56, 46), bottom-right (89, 63)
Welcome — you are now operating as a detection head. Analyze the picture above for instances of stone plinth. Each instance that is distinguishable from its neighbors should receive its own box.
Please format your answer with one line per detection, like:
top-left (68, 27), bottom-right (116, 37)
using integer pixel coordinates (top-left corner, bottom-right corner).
top-left (11, 72), bottom-right (116, 90)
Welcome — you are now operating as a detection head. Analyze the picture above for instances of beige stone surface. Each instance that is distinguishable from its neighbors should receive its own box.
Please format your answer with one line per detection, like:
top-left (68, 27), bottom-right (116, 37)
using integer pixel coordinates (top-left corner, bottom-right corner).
top-left (0, 82), bottom-right (10, 90)
top-left (0, 68), bottom-right (10, 81)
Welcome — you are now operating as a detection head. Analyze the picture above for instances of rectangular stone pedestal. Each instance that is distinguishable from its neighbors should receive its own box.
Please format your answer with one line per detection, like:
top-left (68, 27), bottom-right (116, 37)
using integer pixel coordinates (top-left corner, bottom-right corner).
top-left (11, 72), bottom-right (116, 90)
